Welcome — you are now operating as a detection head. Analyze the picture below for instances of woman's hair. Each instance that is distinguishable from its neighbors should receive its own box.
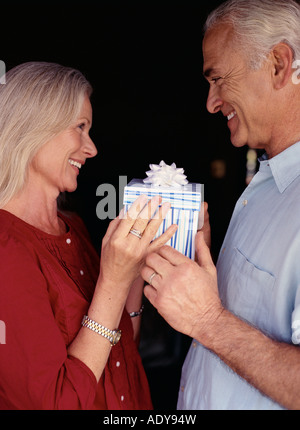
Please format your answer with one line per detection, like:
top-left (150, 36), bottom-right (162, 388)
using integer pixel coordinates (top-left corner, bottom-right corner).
top-left (204, 0), bottom-right (300, 69)
top-left (0, 61), bottom-right (93, 207)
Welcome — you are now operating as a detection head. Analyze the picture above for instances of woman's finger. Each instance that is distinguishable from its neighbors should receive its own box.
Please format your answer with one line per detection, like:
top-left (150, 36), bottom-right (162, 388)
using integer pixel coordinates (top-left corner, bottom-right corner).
top-left (131, 196), bottom-right (162, 235)
top-left (116, 194), bottom-right (149, 236)
top-left (147, 224), bottom-right (178, 251)
top-left (141, 201), bottom-right (171, 243)
top-left (101, 211), bottom-right (123, 246)
top-left (119, 195), bottom-right (165, 239)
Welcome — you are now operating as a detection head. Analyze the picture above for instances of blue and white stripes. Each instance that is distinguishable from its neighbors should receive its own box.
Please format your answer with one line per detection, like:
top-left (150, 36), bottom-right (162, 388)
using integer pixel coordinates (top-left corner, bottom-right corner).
top-left (123, 179), bottom-right (203, 259)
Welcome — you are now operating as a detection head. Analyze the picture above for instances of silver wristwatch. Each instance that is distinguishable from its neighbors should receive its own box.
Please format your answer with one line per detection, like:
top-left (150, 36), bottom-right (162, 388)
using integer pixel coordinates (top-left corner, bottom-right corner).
top-left (81, 315), bottom-right (122, 346)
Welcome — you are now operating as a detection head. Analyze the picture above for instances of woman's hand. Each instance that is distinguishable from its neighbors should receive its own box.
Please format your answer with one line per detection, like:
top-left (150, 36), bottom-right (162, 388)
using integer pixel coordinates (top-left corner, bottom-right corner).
top-left (98, 195), bottom-right (177, 293)
top-left (71, 194), bottom-right (177, 382)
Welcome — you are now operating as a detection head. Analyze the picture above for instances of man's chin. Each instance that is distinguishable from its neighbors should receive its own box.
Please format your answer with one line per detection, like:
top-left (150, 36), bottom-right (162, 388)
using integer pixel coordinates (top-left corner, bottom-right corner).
top-left (230, 135), bottom-right (248, 148)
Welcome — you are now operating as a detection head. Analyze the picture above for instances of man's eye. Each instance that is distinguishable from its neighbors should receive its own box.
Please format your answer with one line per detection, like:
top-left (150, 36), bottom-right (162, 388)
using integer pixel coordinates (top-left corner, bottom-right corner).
top-left (211, 77), bottom-right (222, 84)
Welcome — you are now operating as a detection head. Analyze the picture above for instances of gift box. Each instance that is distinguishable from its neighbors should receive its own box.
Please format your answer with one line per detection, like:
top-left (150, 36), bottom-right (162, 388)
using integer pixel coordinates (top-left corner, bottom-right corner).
top-left (123, 162), bottom-right (203, 259)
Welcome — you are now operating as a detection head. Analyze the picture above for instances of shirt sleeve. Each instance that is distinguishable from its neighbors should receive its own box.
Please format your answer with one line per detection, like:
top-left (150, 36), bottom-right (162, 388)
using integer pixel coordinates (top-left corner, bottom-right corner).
top-left (0, 236), bottom-right (98, 410)
top-left (292, 287), bottom-right (300, 346)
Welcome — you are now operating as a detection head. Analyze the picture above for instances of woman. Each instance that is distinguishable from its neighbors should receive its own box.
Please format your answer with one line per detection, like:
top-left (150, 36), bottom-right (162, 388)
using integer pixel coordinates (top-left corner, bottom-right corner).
top-left (0, 62), bottom-right (176, 409)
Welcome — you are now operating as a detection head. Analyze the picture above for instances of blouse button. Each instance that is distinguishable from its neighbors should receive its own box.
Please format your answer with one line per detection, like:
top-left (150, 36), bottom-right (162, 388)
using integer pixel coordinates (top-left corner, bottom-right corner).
top-left (80, 270), bottom-right (84, 276)
top-left (120, 395), bottom-right (124, 402)
top-left (66, 238), bottom-right (71, 244)
top-left (116, 361), bottom-right (120, 367)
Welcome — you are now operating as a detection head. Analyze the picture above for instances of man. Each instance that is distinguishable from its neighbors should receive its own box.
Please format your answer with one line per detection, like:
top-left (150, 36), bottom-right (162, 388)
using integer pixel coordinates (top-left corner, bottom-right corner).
top-left (141, 0), bottom-right (300, 410)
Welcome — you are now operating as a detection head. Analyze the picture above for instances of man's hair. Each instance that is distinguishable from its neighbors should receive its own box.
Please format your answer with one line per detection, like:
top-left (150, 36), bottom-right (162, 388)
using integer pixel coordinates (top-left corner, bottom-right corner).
top-left (0, 62), bottom-right (92, 207)
top-left (204, 0), bottom-right (300, 69)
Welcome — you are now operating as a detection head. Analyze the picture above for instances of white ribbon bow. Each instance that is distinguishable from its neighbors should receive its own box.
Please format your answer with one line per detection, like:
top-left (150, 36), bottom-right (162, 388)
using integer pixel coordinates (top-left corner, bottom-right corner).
top-left (143, 160), bottom-right (188, 188)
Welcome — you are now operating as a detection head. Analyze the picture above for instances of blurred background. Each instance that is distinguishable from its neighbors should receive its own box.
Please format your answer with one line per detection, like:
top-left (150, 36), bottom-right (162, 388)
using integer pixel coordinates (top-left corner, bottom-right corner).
top-left (1, 0), bottom-right (257, 409)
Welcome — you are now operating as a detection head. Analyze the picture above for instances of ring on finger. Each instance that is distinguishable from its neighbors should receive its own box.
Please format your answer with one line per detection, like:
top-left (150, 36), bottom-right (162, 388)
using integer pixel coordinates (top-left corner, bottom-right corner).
top-left (129, 228), bottom-right (143, 239)
top-left (149, 271), bottom-right (158, 286)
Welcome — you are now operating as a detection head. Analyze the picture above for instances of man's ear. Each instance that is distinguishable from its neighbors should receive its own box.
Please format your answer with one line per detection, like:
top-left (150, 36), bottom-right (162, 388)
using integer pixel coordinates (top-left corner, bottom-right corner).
top-left (270, 43), bottom-right (294, 89)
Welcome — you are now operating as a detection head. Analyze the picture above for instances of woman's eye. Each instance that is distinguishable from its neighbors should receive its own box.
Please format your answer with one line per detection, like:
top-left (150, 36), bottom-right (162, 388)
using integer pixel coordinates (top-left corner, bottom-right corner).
top-left (78, 123), bottom-right (85, 130)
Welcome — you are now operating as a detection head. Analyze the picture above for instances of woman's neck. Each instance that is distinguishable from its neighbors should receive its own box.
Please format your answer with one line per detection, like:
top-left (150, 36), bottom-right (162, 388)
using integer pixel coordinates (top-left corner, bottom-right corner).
top-left (2, 186), bottom-right (66, 236)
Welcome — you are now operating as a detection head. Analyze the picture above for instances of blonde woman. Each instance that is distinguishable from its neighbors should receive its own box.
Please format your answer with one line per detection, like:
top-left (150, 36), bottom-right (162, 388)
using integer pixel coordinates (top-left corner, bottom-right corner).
top-left (0, 62), bottom-right (176, 410)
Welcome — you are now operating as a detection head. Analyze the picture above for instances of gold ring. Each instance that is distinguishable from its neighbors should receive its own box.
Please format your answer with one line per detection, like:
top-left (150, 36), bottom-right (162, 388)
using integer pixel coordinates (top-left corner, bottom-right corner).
top-left (149, 271), bottom-right (158, 286)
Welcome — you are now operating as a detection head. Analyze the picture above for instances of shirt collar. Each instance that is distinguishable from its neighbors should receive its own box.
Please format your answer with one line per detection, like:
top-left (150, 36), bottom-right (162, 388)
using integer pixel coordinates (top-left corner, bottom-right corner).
top-left (259, 141), bottom-right (300, 193)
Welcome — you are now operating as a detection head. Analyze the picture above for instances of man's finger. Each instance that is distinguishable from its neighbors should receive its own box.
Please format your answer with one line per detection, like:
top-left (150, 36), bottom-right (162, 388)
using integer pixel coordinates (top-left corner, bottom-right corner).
top-left (145, 251), bottom-right (172, 276)
top-left (141, 265), bottom-right (161, 288)
top-left (195, 231), bottom-right (214, 268)
top-left (143, 283), bottom-right (158, 308)
top-left (157, 244), bottom-right (189, 266)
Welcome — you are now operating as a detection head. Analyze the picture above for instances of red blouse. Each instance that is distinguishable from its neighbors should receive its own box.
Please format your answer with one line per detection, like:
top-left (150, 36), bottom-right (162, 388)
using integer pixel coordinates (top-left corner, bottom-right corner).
top-left (0, 209), bottom-right (153, 410)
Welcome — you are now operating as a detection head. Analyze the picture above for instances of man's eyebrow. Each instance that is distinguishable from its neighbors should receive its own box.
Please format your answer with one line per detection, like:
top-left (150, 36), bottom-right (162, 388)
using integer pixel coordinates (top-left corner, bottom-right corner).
top-left (203, 68), bottom-right (213, 78)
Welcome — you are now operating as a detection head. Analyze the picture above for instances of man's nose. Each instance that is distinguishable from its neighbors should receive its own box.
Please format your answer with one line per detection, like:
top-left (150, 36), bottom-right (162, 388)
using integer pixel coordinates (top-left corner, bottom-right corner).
top-left (206, 86), bottom-right (223, 114)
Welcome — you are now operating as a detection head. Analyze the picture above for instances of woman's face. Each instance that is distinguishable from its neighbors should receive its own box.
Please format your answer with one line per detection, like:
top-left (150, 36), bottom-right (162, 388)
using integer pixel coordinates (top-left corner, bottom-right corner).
top-left (29, 94), bottom-right (97, 195)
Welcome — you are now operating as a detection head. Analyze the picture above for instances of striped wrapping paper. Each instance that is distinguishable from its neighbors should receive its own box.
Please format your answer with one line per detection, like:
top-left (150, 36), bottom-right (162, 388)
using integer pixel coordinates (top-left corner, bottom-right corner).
top-left (123, 179), bottom-right (203, 259)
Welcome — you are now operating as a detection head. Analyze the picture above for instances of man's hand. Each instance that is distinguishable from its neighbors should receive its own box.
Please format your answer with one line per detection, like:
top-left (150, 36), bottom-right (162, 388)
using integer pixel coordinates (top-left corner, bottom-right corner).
top-left (200, 202), bottom-right (211, 249)
top-left (141, 231), bottom-right (223, 341)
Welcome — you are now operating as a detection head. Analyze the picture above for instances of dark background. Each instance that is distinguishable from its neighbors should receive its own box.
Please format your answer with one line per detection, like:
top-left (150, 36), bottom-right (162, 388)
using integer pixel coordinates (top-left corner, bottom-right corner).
top-left (2, 0), bottom-right (251, 409)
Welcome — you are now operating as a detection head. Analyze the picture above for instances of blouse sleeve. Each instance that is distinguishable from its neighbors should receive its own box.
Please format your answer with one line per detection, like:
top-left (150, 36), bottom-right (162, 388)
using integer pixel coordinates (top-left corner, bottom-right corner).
top-left (0, 236), bottom-right (98, 410)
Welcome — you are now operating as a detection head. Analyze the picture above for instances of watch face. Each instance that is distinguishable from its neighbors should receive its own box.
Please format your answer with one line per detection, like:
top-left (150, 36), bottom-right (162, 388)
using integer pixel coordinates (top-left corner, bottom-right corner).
top-left (112, 330), bottom-right (122, 345)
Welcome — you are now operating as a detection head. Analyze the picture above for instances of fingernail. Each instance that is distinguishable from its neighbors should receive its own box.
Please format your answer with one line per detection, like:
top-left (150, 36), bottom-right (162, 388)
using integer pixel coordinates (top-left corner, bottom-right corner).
top-left (151, 195), bottom-right (161, 205)
top-left (161, 202), bottom-right (171, 216)
top-left (139, 194), bottom-right (148, 203)
top-left (136, 194), bottom-right (148, 208)
top-left (118, 207), bottom-right (125, 219)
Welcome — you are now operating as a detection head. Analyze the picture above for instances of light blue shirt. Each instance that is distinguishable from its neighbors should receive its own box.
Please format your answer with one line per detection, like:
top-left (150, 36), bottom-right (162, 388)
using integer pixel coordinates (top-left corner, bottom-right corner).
top-left (177, 141), bottom-right (300, 410)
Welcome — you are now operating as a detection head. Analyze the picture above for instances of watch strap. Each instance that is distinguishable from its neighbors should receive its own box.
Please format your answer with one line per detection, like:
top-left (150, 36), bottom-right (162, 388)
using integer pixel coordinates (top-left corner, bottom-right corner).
top-left (81, 315), bottom-right (121, 346)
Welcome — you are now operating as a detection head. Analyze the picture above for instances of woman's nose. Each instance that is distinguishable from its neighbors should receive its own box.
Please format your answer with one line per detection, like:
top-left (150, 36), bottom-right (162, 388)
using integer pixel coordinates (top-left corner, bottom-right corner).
top-left (83, 135), bottom-right (98, 158)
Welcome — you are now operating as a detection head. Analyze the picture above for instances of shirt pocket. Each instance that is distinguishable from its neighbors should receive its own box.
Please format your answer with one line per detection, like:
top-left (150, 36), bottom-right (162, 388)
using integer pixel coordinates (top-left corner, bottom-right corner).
top-left (224, 247), bottom-right (276, 336)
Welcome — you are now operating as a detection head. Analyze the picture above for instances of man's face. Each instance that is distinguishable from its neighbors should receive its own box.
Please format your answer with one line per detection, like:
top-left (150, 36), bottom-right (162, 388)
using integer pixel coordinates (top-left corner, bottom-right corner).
top-left (202, 24), bottom-right (274, 151)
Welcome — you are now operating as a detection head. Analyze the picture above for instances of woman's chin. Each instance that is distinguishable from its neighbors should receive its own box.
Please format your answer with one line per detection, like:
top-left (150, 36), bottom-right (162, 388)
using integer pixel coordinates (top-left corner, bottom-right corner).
top-left (63, 182), bottom-right (78, 194)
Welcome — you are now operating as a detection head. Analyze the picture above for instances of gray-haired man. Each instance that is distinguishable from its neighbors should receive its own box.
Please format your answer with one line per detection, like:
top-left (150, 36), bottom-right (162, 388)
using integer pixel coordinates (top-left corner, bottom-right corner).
top-left (141, 0), bottom-right (300, 410)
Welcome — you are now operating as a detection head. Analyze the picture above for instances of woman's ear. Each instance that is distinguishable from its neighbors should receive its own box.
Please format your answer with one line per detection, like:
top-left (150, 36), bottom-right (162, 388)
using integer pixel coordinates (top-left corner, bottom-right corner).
top-left (270, 43), bottom-right (294, 89)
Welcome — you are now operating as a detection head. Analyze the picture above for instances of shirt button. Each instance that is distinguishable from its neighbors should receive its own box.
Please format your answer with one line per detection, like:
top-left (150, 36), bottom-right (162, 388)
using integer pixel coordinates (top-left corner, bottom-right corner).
top-left (116, 361), bottom-right (120, 367)
top-left (192, 341), bottom-right (197, 348)
top-left (242, 200), bottom-right (248, 206)
top-left (80, 270), bottom-right (84, 276)
top-left (180, 386), bottom-right (185, 392)
top-left (66, 238), bottom-right (71, 244)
